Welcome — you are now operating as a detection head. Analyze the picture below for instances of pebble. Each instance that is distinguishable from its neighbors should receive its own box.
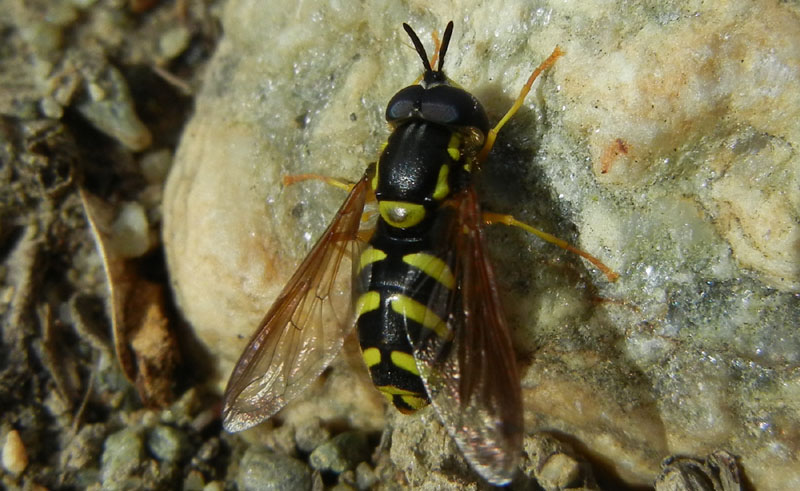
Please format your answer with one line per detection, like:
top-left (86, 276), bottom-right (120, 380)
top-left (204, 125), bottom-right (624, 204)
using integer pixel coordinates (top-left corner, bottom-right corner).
top-left (139, 149), bottom-right (173, 184)
top-left (538, 453), bottom-right (582, 490)
top-left (101, 427), bottom-right (144, 485)
top-left (61, 423), bottom-right (106, 470)
top-left (40, 95), bottom-right (64, 119)
top-left (183, 469), bottom-right (205, 491)
top-left (147, 424), bottom-right (190, 462)
top-left (237, 447), bottom-right (311, 491)
top-left (203, 481), bottom-right (224, 491)
top-left (294, 417), bottom-right (330, 453)
top-left (110, 201), bottom-right (150, 258)
top-left (159, 26), bottom-right (191, 60)
top-left (355, 461), bottom-right (378, 490)
top-left (2, 429), bottom-right (28, 475)
top-left (309, 431), bottom-right (370, 474)
top-left (75, 65), bottom-right (152, 151)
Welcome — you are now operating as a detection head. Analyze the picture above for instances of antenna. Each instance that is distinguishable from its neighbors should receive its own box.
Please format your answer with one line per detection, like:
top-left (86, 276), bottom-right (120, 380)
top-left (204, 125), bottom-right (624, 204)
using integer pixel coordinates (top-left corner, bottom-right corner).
top-left (437, 21), bottom-right (454, 72)
top-left (403, 23), bottom-right (432, 73)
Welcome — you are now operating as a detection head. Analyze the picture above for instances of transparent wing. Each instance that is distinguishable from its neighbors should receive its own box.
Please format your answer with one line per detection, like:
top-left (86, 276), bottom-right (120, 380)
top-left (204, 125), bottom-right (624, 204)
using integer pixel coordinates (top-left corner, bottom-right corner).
top-left (222, 174), bottom-right (372, 432)
top-left (410, 187), bottom-right (523, 485)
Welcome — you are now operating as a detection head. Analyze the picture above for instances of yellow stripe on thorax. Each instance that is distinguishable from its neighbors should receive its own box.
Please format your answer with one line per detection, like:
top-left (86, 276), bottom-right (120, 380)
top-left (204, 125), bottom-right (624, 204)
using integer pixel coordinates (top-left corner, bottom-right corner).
top-left (432, 164), bottom-right (450, 201)
top-left (402, 252), bottom-right (455, 290)
top-left (388, 294), bottom-right (451, 340)
top-left (446, 132), bottom-right (462, 161)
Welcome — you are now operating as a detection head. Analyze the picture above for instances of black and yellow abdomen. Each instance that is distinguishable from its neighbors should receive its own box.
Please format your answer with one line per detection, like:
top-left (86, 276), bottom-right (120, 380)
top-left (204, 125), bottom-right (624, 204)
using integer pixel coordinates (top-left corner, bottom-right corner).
top-left (355, 230), bottom-right (449, 413)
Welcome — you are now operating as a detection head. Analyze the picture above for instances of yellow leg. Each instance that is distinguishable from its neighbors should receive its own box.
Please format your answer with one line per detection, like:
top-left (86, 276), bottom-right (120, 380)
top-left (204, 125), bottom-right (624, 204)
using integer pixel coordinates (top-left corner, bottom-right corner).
top-left (482, 211), bottom-right (619, 282)
top-left (477, 46), bottom-right (564, 163)
top-left (283, 173), bottom-right (354, 192)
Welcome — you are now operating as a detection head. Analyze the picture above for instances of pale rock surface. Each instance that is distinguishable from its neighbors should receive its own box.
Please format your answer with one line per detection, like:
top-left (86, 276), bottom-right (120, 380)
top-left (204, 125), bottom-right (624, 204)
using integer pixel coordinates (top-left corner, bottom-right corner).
top-left (163, 0), bottom-right (800, 488)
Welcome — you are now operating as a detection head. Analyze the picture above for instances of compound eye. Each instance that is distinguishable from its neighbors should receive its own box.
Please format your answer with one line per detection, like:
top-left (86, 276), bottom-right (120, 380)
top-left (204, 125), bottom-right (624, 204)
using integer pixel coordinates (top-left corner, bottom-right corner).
top-left (422, 86), bottom-right (489, 133)
top-left (386, 86), bottom-right (424, 123)
top-left (418, 98), bottom-right (460, 127)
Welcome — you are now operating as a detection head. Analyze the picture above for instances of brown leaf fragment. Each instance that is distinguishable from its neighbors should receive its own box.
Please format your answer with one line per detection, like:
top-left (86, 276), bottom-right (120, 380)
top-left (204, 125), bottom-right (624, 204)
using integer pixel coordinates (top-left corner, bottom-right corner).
top-left (128, 281), bottom-right (179, 407)
top-left (80, 188), bottom-right (179, 407)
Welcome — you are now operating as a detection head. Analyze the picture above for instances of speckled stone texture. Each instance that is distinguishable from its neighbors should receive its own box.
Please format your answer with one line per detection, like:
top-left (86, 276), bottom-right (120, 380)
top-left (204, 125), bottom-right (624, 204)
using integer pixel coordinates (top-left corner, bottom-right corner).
top-left (163, 0), bottom-right (800, 488)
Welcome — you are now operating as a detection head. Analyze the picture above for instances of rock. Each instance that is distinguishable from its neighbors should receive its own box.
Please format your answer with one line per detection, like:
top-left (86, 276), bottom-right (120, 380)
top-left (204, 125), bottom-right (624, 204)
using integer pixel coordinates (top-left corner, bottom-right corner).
top-left (354, 461), bottom-right (378, 490)
top-left (110, 201), bottom-right (151, 258)
top-left (521, 433), bottom-right (597, 490)
top-left (147, 424), bottom-right (190, 462)
top-left (236, 447), bottom-right (311, 491)
top-left (294, 417), bottom-right (331, 454)
top-left (101, 427), bottom-right (145, 488)
top-left (61, 423), bottom-right (106, 470)
top-left (2, 429), bottom-right (28, 475)
top-left (309, 431), bottom-right (370, 474)
top-left (163, 1), bottom-right (800, 488)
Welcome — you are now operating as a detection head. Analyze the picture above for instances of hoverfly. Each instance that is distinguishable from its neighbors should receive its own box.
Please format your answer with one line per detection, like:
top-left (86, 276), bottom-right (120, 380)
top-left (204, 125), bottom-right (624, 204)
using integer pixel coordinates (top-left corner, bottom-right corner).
top-left (223, 22), bottom-right (616, 485)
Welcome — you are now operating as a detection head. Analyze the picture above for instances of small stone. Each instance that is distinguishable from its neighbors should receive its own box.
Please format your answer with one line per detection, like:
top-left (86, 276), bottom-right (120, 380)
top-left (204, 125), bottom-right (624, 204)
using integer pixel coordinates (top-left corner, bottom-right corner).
top-left (183, 469), bottom-right (205, 491)
top-left (257, 424), bottom-right (296, 456)
top-left (88, 82), bottom-right (106, 101)
top-left (101, 428), bottom-right (145, 485)
top-left (76, 65), bottom-right (152, 151)
top-left (237, 447), bottom-right (311, 491)
top-left (147, 425), bottom-right (189, 462)
top-left (309, 431), bottom-right (370, 474)
top-left (139, 149), bottom-right (173, 184)
top-left (538, 453), bottom-right (582, 490)
top-left (161, 387), bottom-right (202, 426)
top-left (203, 481), bottom-right (224, 491)
top-left (61, 423), bottom-right (106, 470)
top-left (110, 201), bottom-right (150, 258)
top-left (522, 433), bottom-right (597, 490)
top-left (2, 430), bottom-right (28, 475)
top-left (40, 96), bottom-right (64, 119)
top-left (195, 437), bottom-right (220, 462)
top-left (159, 27), bottom-right (191, 60)
top-left (139, 410), bottom-right (160, 429)
top-left (295, 417), bottom-right (331, 453)
top-left (355, 461), bottom-right (378, 490)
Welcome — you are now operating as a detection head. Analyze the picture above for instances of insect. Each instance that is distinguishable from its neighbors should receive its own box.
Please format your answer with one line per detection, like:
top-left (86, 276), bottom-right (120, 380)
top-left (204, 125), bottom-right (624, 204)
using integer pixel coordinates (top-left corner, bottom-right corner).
top-left (222, 21), bottom-right (616, 485)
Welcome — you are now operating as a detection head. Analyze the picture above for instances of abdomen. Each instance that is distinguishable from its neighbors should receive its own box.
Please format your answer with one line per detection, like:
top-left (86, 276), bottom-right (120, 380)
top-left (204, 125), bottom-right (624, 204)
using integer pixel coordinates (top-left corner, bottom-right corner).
top-left (355, 219), bottom-right (455, 413)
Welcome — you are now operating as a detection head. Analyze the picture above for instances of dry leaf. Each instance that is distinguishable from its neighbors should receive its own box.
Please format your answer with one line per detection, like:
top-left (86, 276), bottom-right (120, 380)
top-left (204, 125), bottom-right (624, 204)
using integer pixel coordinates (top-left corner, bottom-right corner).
top-left (80, 188), bottom-right (179, 407)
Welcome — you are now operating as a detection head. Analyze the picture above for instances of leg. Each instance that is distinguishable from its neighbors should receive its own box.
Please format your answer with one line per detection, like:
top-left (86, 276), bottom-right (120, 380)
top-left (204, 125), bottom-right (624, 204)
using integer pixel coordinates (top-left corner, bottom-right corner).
top-left (482, 211), bottom-right (619, 282)
top-left (284, 173), bottom-right (377, 243)
top-left (477, 46), bottom-right (564, 163)
top-left (283, 173), bottom-right (354, 192)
